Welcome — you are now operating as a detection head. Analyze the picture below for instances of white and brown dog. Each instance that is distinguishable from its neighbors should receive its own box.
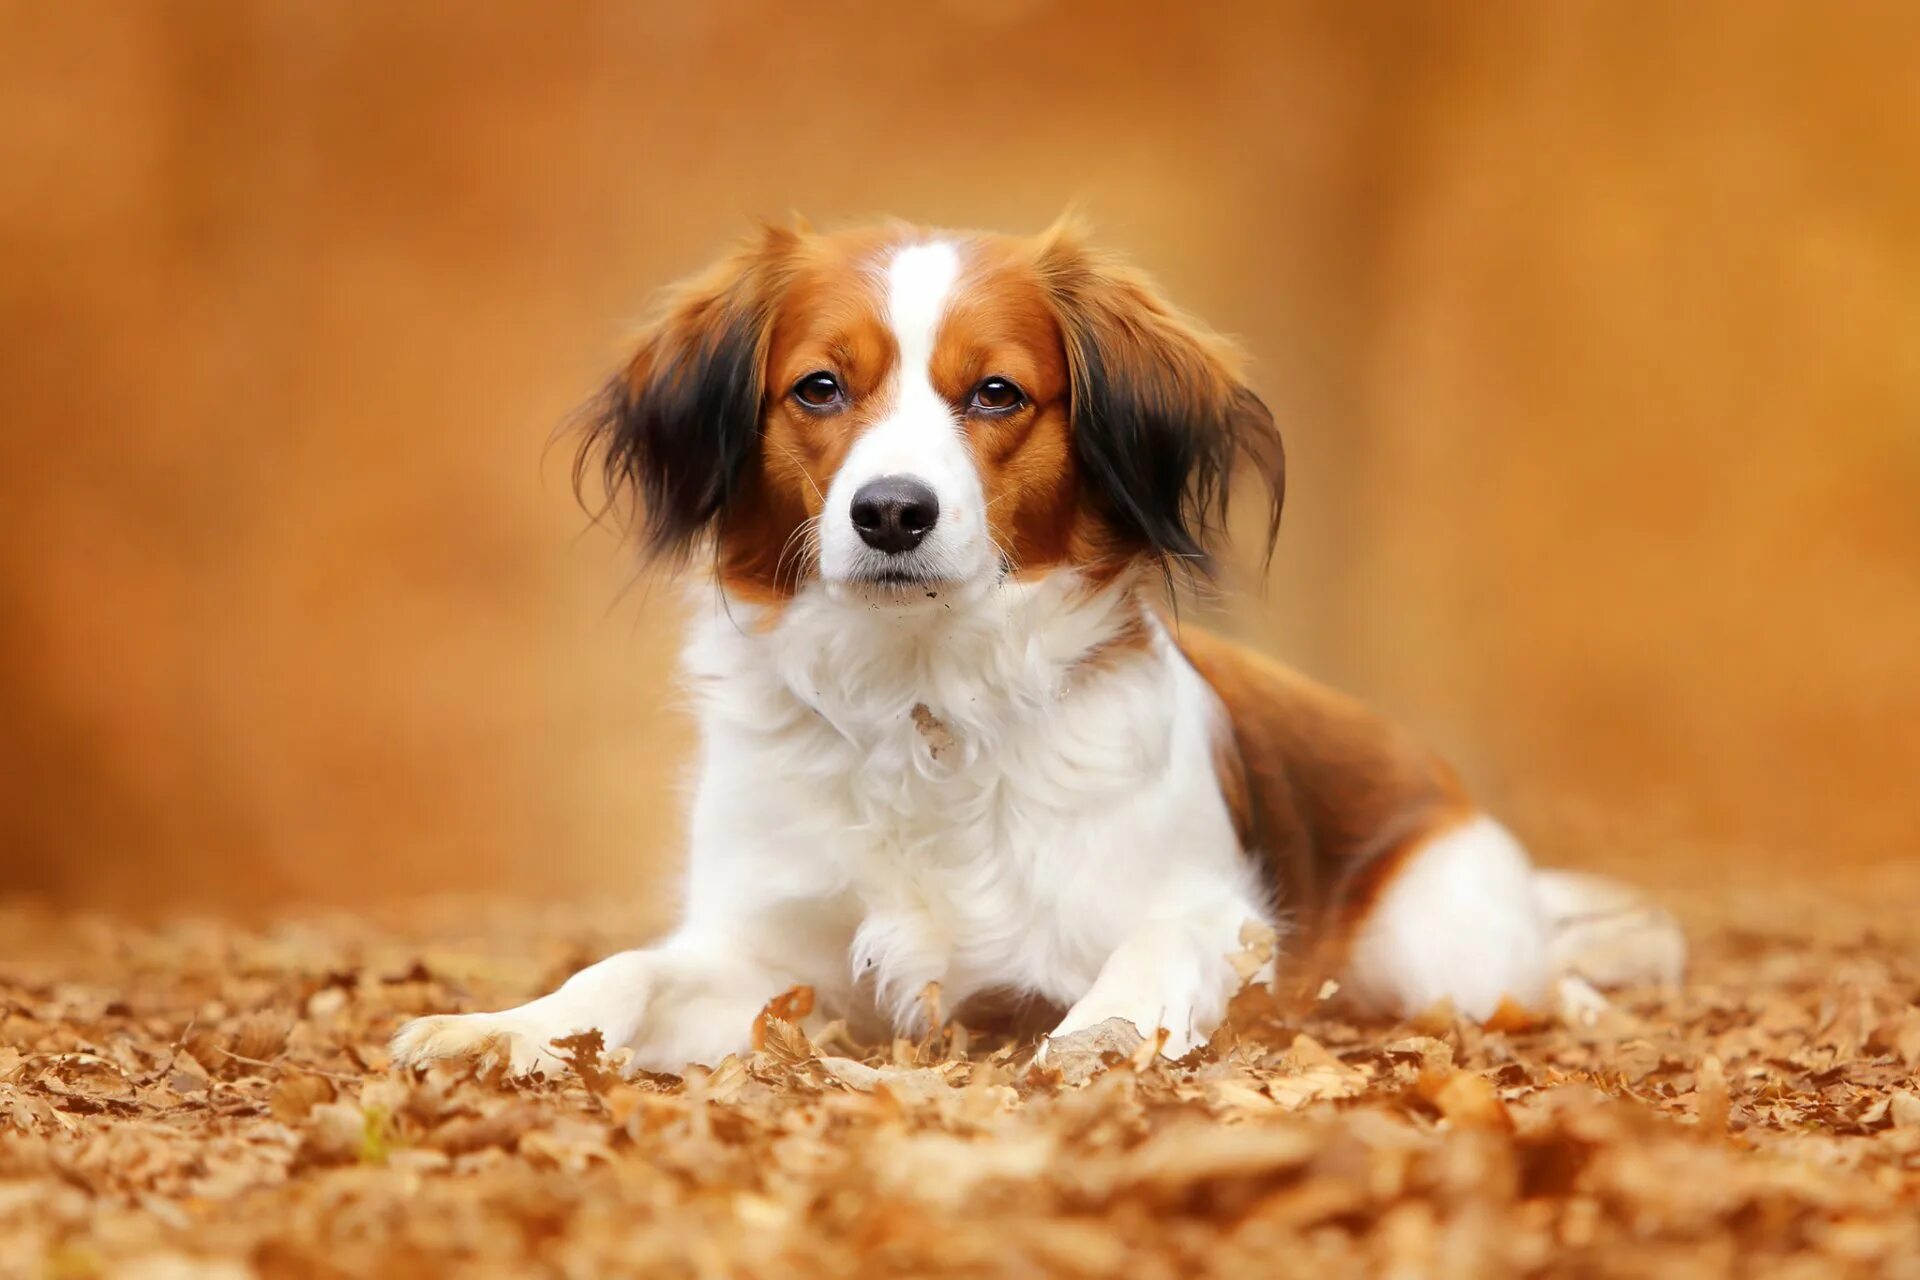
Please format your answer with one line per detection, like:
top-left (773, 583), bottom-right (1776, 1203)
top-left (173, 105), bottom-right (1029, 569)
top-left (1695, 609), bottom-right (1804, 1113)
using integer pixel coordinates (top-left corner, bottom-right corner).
top-left (393, 219), bottom-right (1682, 1076)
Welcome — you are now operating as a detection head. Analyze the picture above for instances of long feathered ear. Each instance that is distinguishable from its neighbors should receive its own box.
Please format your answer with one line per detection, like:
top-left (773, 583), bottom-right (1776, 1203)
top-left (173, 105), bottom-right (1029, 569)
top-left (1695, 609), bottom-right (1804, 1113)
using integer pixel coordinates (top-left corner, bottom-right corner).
top-left (1037, 216), bottom-right (1285, 577)
top-left (574, 224), bottom-right (799, 560)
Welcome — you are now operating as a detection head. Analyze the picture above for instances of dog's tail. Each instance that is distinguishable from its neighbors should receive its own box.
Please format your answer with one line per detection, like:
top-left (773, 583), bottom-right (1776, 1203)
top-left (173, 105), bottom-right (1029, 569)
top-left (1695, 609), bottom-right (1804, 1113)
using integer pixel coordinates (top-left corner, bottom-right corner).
top-left (1533, 868), bottom-right (1688, 992)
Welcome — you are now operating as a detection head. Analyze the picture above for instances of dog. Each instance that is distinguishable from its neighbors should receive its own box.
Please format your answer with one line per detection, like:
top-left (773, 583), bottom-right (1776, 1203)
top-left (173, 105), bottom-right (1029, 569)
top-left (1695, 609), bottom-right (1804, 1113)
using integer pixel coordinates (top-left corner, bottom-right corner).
top-left (392, 218), bottom-right (1683, 1077)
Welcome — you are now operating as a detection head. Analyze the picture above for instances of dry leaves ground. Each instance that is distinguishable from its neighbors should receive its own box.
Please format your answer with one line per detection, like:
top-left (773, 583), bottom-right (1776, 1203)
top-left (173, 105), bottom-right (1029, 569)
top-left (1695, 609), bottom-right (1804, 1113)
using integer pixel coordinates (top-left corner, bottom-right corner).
top-left (3, 882), bottom-right (1919, 1279)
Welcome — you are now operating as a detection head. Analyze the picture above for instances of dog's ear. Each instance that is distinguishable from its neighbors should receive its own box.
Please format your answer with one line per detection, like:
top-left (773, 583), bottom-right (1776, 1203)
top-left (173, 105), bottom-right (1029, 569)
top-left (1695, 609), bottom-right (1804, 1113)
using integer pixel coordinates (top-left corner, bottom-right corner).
top-left (1037, 216), bottom-right (1284, 577)
top-left (575, 224), bottom-right (799, 560)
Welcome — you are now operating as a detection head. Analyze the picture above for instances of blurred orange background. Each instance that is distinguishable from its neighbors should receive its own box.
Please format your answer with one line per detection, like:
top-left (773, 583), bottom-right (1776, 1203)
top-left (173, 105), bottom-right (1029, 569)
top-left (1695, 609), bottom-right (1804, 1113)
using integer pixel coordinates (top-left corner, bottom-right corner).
top-left (3, 2), bottom-right (1916, 918)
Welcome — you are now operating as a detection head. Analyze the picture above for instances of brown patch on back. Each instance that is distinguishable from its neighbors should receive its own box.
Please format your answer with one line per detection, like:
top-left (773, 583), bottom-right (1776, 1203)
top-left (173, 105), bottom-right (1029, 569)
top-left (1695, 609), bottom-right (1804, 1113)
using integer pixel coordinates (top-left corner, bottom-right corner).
top-left (1178, 626), bottom-right (1472, 928)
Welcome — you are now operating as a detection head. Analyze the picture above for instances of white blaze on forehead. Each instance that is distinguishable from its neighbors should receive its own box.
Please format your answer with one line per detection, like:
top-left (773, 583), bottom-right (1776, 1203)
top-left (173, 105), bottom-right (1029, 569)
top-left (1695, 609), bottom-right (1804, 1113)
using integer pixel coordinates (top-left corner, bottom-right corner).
top-left (816, 237), bottom-right (990, 591)
top-left (884, 240), bottom-right (963, 375)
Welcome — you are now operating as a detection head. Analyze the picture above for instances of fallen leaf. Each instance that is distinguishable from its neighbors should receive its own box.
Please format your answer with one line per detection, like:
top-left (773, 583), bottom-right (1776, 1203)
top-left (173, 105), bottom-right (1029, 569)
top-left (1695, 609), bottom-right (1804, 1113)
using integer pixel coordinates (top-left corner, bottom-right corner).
top-left (1041, 1019), bottom-right (1145, 1085)
top-left (751, 985), bottom-right (816, 1051)
top-left (269, 1070), bottom-right (336, 1124)
top-left (1416, 1069), bottom-right (1511, 1131)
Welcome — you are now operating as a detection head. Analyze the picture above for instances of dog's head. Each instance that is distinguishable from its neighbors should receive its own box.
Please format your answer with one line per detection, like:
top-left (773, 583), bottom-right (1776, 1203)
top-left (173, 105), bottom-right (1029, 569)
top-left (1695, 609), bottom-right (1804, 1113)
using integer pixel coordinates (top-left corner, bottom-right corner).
top-left (577, 218), bottom-right (1284, 605)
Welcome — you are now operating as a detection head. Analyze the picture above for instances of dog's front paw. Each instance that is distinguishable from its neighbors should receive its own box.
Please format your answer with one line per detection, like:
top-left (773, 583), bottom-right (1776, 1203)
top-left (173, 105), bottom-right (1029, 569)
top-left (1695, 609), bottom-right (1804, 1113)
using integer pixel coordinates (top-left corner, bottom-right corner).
top-left (390, 1012), bottom-right (571, 1079)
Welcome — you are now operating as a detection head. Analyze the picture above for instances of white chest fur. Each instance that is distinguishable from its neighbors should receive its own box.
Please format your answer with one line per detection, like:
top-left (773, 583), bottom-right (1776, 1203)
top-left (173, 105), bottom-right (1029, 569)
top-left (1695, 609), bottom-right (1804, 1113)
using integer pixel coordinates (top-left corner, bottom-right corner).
top-left (676, 575), bottom-right (1265, 1028)
top-left (394, 571), bottom-right (1604, 1077)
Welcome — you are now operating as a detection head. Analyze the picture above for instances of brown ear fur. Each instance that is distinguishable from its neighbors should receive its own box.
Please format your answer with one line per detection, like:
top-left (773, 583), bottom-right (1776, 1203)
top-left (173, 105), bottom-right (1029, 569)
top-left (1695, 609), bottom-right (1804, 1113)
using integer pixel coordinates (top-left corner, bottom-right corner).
top-left (1035, 217), bottom-right (1286, 577)
top-left (573, 224), bottom-right (800, 560)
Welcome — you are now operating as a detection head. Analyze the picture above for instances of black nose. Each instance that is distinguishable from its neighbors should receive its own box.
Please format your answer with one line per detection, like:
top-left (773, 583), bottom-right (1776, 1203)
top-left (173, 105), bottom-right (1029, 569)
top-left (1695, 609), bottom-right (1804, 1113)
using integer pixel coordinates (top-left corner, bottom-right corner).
top-left (849, 475), bottom-right (940, 554)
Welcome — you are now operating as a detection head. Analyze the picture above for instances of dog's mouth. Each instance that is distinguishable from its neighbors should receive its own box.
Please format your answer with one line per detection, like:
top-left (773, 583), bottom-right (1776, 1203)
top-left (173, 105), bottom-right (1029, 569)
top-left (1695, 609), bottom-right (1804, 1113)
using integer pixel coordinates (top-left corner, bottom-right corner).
top-left (864, 568), bottom-right (944, 594)
top-left (841, 564), bottom-right (960, 601)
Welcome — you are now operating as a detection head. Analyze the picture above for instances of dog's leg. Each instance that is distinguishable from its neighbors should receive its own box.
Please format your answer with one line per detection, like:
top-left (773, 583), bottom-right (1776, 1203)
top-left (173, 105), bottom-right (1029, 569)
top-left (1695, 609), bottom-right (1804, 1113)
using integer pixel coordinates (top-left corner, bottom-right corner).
top-left (1338, 814), bottom-right (1555, 1020)
top-left (1044, 899), bottom-right (1263, 1059)
top-left (390, 930), bottom-right (809, 1078)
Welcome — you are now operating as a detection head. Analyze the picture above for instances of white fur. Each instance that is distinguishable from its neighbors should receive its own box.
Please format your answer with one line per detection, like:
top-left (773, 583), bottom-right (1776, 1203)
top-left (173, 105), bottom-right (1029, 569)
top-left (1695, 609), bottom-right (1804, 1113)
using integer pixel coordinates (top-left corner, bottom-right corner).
top-left (1340, 816), bottom-right (1552, 1020)
top-left (817, 240), bottom-right (994, 593)
top-left (395, 235), bottom-right (1280, 1074)
top-left (1334, 823), bottom-right (1685, 1023)
top-left (395, 576), bottom-right (1271, 1073)
top-left (389, 603), bottom-right (1664, 1072)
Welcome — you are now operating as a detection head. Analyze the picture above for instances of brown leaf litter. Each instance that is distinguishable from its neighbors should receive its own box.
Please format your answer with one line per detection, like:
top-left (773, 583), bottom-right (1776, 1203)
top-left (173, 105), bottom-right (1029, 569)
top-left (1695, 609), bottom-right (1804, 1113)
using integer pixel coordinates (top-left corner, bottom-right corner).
top-left (2, 887), bottom-right (1918, 1278)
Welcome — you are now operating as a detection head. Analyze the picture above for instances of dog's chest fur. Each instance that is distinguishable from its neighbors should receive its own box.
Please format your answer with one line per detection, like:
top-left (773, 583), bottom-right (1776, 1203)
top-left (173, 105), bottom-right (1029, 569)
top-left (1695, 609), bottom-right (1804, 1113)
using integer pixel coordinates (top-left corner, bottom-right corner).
top-left (681, 576), bottom-right (1256, 1023)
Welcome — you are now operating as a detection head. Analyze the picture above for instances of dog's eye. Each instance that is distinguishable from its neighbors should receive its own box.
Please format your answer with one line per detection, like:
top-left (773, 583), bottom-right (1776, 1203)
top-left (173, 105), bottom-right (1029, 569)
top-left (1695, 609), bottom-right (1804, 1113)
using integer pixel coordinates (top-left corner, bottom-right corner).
top-left (968, 376), bottom-right (1025, 414)
top-left (791, 371), bottom-right (845, 412)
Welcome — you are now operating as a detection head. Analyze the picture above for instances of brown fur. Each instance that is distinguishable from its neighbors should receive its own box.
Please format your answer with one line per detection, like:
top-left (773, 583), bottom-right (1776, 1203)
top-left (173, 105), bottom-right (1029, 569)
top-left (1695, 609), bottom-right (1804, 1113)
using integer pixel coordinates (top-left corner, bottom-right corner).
top-left (625, 220), bottom-right (1281, 616)
top-left (593, 222), bottom-right (1445, 955)
top-left (695, 224), bottom-right (1105, 607)
top-left (1177, 626), bottom-right (1473, 945)
top-left (597, 223), bottom-right (1449, 950)
top-left (718, 227), bottom-right (900, 606)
